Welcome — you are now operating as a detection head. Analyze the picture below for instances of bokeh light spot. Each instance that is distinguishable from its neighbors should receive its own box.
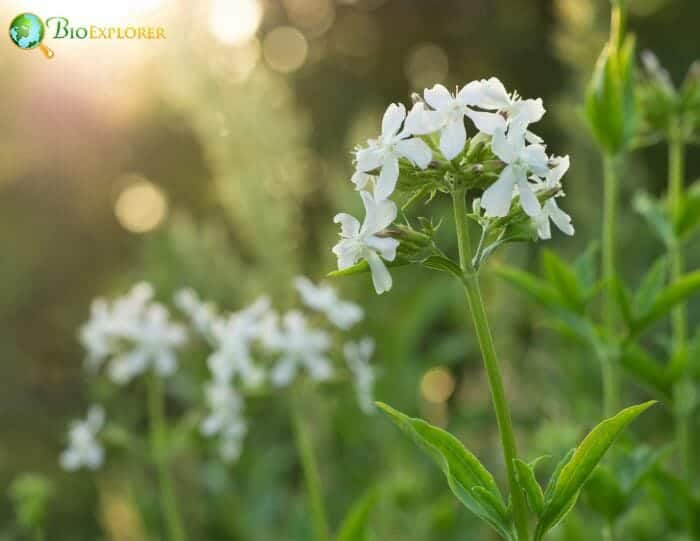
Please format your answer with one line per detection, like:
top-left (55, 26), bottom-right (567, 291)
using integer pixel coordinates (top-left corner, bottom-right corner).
top-left (209, 0), bottom-right (264, 46)
top-left (115, 178), bottom-right (168, 234)
top-left (263, 27), bottom-right (309, 73)
top-left (420, 367), bottom-right (456, 404)
top-left (405, 43), bottom-right (449, 90)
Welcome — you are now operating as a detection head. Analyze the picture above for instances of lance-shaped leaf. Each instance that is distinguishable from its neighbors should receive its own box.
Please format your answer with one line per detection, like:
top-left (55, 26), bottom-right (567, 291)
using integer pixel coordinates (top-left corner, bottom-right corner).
top-left (335, 487), bottom-right (380, 541)
top-left (377, 402), bottom-right (514, 541)
top-left (534, 401), bottom-right (656, 540)
top-left (541, 250), bottom-right (586, 313)
top-left (514, 458), bottom-right (545, 516)
top-left (630, 270), bottom-right (700, 337)
top-left (494, 266), bottom-right (563, 310)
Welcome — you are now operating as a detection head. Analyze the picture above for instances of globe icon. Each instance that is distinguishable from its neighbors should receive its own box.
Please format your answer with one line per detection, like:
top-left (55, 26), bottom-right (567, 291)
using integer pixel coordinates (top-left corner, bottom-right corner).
top-left (9, 13), bottom-right (54, 58)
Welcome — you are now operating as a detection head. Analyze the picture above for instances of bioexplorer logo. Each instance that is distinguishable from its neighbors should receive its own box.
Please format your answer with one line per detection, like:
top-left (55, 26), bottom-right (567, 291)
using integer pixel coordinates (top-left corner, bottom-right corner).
top-left (8, 12), bottom-right (166, 59)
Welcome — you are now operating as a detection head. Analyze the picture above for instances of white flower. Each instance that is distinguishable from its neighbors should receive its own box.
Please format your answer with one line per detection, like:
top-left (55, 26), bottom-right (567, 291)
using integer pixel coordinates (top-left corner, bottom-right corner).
top-left (533, 155), bottom-right (575, 240)
top-left (60, 405), bottom-right (105, 471)
top-left (343, 338), bottom-right (377, 414)
top-left (79, 283), bottom-right (187, 385)
top-left (200, 380), bottom-right (248, 463)
top-left (207, 297), bottom-right (270, 388)
top-left (350, 170), bottom-right (376, 192)
top-left (464, 77), bottom-right (545, 139)
top-left (481, 122), bottom-right (549, 217)
top-left (174, 288), bottom-right (218, 337)
top-left (333, 191), bottom-right (399, 295)
top-left (268, 310), bottom-right (333, 386)
top-left (293, 276), bottom-right (364, 330)
top-left (355, 103), bottom-right (432, 200)
top-left (406, 84), bottom-right (486, 160)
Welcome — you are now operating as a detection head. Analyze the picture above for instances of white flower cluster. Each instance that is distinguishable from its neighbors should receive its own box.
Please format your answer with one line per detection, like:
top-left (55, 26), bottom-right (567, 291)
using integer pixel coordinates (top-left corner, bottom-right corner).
top-left (79, 283), bottom-right (187, 384)
top-left (176, 277), bottom-right (377, 463)
top-left (333, 78), bottom-right (574, 294)
top-left (60, 405), bottom-right (105, 471)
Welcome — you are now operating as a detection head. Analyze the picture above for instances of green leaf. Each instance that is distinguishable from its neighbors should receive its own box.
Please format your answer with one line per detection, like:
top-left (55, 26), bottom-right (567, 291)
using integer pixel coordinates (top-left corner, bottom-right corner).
top-left (514, 459), bottom-right (545, 516)
top-left (377, 402), bottom-right (514, 541)
top-left (335, 488), bottom-right (380, 541)
top-left (541, 250), bottom-right (585, 312)
top-left (632, 256), bottom-right (668, 316)
top-left (633, 191), bottom-right (675, 247)
top-left (535, 401), bottom-right (657, 540)
top-left (611, 278), bottom-right (633, 327)
top-left (327, 259), bottom-right (408, 278)
top-left (583, 466), bottom-right (626, 521)
top-left (631, 270), bottom-right (700, 337)
top-left (619, 343), bottom-right (671, 397)
top-left (572, 243), bottom-right (599, 296)
top-left (494, 266), bottom-right (563, 310)
top-left (543, 449), bottom-right (575, 503)
top-left (421, 256), bottom-right (464, 279)
top-left (675, 179), bottom-right (700, 239)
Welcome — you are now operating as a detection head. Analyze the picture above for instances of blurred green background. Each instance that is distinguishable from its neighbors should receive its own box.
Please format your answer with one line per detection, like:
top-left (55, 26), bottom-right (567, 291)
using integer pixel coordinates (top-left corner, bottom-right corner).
top-left (1, 0), bottom-right (698, 539)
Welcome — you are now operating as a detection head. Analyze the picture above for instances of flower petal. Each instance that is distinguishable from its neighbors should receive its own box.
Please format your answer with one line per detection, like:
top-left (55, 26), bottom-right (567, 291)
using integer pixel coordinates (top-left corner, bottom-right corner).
top-left (375, 156), bottom-right (399, 200)
top-left (394, 137), bottom-right (432, 169)
top-left (547, 199), bottom-right (575, 236)
top-left (463, 77), bottom-right (509, 109)
top-left (351, 170), bottom-right (372, 191)
top-left (424, 84), bottom-right (453, 110)
top-left (481, 164), bottom-right (518, 217)
top-left (405, 102), bottom-right (445, 135)
top-left (517, 177), bottom-right (541, 217)
top-left (439, 118), bottom-right (467, 160)
top-left (366, 251), bottom-right (393, 294)
top-left (355, 146), bottom-right (384, 172)
top-left (522, 144), bottom-right (550, 176)
top-left (511, 98), bottom-right (545, 124)
top-left (365, 235), bottom-right (399, 261)
top-left (333, 212), bottom-right (360, 238)
top-left (360, 190), bottom-right (397, 234)
top-left (381, 103), bottom-right (406, 137)
top-left (332, 239), bottom-right (361, 270)
top-left (466, 110), bottom-right (506, 135)
top-left (491, 127), bottom-right (517, 164)
top-left (535, 210), bottom-right (552, 240)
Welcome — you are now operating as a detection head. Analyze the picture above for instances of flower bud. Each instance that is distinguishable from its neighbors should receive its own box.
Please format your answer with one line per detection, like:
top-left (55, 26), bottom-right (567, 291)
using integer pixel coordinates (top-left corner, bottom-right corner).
top-left (584, 36), bottom-right (637, 156)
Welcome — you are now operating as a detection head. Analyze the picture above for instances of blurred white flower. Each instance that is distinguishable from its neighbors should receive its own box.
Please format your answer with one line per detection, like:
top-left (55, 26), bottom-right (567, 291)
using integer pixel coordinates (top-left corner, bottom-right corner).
top-left (481, 122), bottom-right (549, 218)
top-left (293, 276), bottom-right (364, 330)
top-left (207, 297), bottom-right (270, 388)
top-left (60, 405), bottom-right (105, 472)
top-left (343, 338), bottom-right (377, 414)
top-left (79, 283), bottom-right (187, 385)
top-left (350, 170), bottom-right (376, 192)
top-left (174, 288), bottom-right (219, 337)
top-left (268, 310), bottom-right (333, 386)
top-left (464, 77), bottom-right (545, 140)
top-left (200, 379), bottom-right (248, 463)
top-left (355, 103), bottom-right (432, 200)
top-left (533, 155), bottom-right (575, 240)
top-left (333, 191), bottom-right (399, 295)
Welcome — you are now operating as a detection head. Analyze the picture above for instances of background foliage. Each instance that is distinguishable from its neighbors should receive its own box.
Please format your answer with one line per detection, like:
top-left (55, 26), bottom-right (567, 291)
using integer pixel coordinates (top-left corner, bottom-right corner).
top-left (0, 0), bottom-right (698, 539)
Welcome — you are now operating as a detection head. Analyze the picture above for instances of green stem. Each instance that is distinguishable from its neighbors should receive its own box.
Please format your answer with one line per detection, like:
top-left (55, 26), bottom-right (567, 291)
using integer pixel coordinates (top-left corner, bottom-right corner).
top-left (291, 398), bottom-right (330, 541)
top-left (602, 153), bottom-right (621, 418)
top-left (147, 373), bottom-right (187, 541)
top-left (667, 123), bottom-right (694, 533)
top-left (452, 190), bottom-right (530, 541)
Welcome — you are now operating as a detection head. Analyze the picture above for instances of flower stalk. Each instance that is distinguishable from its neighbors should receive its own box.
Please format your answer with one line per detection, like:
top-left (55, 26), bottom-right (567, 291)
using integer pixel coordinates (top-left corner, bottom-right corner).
top-left (452, 189), bottom-right (530, 541)
top-left (147, 373), bottom-right (187, 541)
top-left (292, 395), bottom-right (330, 541)
top-left (602, 153), bottom-right (621, 417)
top-left (668, 118), bottom-right (694, 534)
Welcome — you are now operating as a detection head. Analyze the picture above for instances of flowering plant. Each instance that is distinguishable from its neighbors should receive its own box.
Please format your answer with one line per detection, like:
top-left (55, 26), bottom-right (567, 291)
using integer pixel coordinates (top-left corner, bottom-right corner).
top-left (59, 278), bottom-right (378, 540)
top-left (330, 75), bottom-right (654, 541)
